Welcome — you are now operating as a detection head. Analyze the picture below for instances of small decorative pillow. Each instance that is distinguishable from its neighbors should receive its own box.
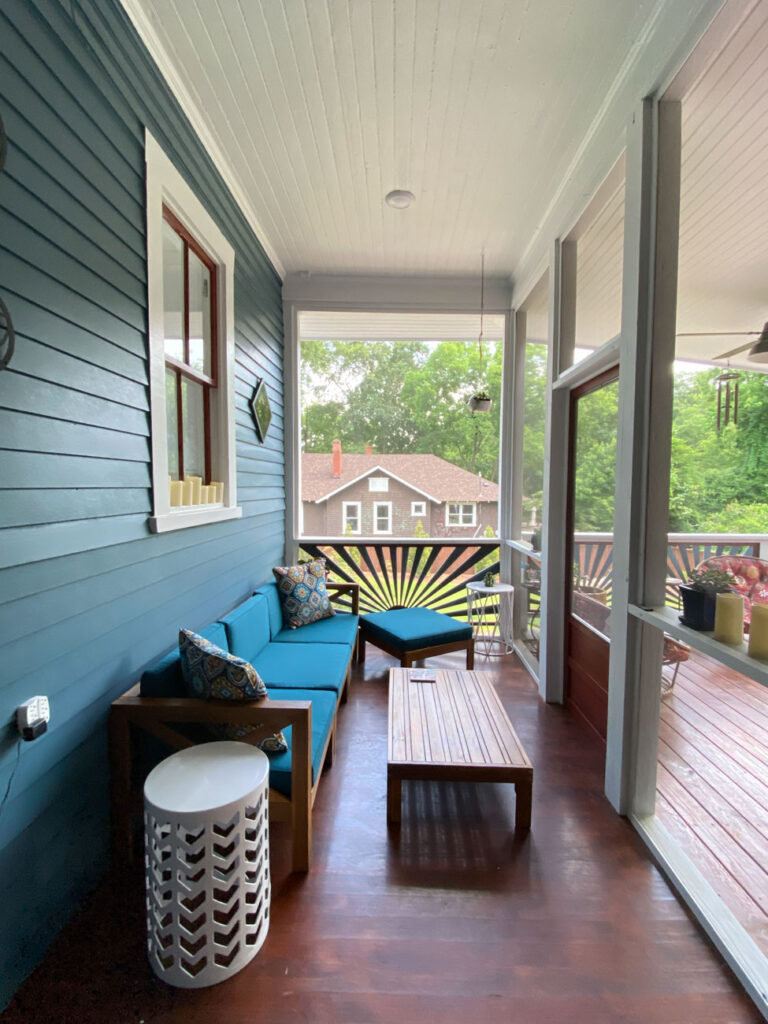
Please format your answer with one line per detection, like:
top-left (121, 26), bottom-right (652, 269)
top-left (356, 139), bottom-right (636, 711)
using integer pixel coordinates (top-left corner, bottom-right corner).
top-left (178, 629), bottom-right (287, 751)
top-left (272, 558), bottom-right (336, 629)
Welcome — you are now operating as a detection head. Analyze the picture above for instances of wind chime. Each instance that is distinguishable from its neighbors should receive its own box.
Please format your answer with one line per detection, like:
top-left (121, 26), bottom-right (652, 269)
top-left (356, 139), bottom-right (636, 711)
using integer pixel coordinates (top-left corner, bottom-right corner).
top-left (715, 366), bottom-right (740, 430)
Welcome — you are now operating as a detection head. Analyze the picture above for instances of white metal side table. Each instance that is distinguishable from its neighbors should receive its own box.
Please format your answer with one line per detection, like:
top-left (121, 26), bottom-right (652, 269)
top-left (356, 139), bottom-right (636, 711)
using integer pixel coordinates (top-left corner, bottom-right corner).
top-left (466, 581), bottom-right (515, 658)
top-left (144, 741), bottom-right (271, 988)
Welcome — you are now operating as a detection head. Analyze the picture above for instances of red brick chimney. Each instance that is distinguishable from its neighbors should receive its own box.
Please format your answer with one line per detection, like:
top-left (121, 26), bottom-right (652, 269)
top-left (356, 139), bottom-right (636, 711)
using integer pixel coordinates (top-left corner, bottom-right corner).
top-left (365, 444), bottom-right (373, 456)
top-left (332, 439), bottom-right (342, 478)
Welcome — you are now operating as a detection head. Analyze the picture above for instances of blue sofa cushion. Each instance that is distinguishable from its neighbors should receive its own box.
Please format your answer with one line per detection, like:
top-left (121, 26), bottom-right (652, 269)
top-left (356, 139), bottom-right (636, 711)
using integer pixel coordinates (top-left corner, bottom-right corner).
top-left (274, 613), bottom-right (358, 647)
top-left (257, 582), bottom-right (285, 640)
top-left (218, 595), bottom-right (271, 664)
top-left (264, 687), bottom-right (337, 798)
top-left (140, 621), bottom-right (228, 697)
top-left (178, 629), bottom-right (288, 752)
top-left (252, 641), bottom-right (350, 695)
top-left (361, 607), bottom-right (472, 652)
top-left (272, 558), bottom-right (335, 629)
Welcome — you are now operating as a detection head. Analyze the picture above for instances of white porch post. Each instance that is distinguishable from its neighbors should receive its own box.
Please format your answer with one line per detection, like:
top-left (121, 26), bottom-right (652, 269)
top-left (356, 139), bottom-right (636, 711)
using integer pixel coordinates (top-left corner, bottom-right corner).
top-left (499, 307), bottom-right (518, 585)
top-left (282, 297), bottom-right (301, 565)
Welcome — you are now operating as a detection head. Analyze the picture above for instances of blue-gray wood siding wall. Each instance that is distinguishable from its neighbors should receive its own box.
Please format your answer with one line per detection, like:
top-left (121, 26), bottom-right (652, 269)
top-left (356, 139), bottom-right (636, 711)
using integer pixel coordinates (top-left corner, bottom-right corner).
top-left (0, 0), bottom-right (285, 1005)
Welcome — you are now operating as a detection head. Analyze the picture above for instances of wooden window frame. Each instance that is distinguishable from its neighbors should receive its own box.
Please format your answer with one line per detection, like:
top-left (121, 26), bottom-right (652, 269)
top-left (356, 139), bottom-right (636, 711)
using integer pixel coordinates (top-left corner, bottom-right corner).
top-left (145, 130), bottom-right (241, 533)
top-left (162, 205), bottom-right (218, 485)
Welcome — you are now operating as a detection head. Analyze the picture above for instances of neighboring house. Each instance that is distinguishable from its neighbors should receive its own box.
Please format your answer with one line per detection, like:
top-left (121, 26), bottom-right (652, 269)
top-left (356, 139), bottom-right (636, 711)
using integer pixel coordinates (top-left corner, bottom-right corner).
top-left (302, 442), bottom-right (499, 538)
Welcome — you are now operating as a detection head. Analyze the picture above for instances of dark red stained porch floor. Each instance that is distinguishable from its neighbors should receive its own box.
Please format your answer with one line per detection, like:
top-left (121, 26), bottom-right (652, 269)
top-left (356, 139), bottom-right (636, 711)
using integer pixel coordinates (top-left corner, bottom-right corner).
top-left (1, 648), bottom-right (761, 1024)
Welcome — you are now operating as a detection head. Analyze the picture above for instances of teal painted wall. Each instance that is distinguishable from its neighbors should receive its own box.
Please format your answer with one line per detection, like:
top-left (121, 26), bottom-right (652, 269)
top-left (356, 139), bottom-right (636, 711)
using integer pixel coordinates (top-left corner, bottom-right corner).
top-left (0, 0), bottom-right (285, 1005)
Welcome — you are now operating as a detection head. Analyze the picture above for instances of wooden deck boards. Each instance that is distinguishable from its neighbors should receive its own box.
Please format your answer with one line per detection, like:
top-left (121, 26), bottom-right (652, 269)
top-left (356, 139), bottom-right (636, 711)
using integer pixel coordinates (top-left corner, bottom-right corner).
top-left (657, 649), bottom-right (768, 959)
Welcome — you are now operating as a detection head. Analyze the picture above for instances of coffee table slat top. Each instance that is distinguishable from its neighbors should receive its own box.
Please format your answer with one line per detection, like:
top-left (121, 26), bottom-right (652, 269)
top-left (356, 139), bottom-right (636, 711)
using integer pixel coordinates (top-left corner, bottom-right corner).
top-left (388, 669), bottom-right (532, 774)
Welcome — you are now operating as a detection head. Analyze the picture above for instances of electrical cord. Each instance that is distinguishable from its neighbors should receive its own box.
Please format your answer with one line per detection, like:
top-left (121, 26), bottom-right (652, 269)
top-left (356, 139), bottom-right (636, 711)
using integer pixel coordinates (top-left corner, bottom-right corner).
top-left (0, 739), bottom-right (22, 823)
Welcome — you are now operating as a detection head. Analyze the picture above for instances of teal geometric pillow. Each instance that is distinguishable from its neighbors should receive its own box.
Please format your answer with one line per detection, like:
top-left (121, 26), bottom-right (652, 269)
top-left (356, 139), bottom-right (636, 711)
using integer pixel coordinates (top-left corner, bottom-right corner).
top-left (178, 629), bottom-right (287, 751)
top-left (272, 558), bottom-right (336, 629)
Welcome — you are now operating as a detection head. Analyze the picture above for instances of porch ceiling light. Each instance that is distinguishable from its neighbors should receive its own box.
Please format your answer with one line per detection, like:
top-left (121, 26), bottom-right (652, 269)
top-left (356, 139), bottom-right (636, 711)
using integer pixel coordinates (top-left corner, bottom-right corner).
top-left (747, 322), bottom-right (768, 363)
top-left (385, 189), bottom-right (415, 209)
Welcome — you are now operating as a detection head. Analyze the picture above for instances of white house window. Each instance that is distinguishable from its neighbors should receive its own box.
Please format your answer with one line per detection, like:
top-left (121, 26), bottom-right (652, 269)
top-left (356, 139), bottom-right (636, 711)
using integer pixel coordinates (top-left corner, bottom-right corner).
top-left (411, 501), bottom-right (426, 517)
top-left (343, 501), bottom-right (361, 534)
top-left (374, 501), bottom-right (392, 534)
top-left (145, 131), bottom-right (241, 533)
top-left (369, 476), bottom-right (389, 492)
top-left (446, 502), bottom-right (476, 526)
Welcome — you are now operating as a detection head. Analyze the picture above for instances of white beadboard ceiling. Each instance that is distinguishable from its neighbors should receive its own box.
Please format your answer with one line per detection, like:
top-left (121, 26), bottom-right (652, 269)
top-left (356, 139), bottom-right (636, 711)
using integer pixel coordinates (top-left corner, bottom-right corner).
top-left (126, 0), bottom-right (660, 279)
top-left (125, 0), bottom-right (767, 365)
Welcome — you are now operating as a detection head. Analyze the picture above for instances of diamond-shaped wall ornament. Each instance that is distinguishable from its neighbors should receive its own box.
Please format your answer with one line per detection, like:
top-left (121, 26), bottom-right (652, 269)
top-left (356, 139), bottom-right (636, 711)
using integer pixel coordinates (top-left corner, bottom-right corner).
top-left (249, 378), bottom-right (272, 444)
top-left (144, 742), bottom-right (271, 988)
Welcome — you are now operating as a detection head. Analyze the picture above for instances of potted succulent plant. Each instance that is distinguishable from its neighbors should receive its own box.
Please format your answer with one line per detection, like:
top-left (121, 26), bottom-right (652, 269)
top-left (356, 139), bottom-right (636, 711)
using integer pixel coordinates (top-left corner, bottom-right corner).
top-left (468, 390), bottom-right (492, 413)
top-left (679, 567), bottom-right (734, 631)
top-left (483, 570), bottom-right (496, 588)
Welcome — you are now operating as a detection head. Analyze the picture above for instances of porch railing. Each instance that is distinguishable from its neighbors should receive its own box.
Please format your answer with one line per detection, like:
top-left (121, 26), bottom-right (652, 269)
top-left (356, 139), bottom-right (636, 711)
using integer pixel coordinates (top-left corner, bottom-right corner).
top-left (300, 538), bottom-right (499, 619)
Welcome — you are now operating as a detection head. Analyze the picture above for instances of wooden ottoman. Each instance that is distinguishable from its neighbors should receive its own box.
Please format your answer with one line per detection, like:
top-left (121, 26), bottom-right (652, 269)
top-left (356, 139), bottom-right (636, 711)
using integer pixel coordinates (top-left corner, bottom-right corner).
top-left (358, 607), bottom-right (474, 669)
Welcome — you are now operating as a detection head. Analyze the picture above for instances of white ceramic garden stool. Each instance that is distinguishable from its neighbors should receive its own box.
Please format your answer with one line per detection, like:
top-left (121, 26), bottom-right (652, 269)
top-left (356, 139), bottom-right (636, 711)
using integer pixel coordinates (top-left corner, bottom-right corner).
top-left (466, 581), bottom-right (515, 657)
top-left (144, 741), bottom-right (271, 988)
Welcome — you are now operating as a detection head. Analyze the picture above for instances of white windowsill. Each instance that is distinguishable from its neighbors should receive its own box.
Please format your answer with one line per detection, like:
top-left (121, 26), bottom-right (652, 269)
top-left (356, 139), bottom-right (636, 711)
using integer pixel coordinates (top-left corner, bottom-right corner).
top-left (149, 505), bottom-right (243, 533)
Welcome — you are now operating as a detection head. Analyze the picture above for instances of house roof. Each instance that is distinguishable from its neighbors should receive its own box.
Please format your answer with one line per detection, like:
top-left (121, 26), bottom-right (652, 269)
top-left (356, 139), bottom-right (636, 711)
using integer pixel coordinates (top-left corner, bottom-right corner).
top-left (302, 453), bottom-right (499, 504)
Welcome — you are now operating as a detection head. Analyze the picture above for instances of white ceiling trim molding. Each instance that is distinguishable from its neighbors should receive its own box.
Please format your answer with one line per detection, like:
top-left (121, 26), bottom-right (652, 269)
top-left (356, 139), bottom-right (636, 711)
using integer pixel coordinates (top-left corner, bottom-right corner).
top-left (120, 0), bottom-right (285, 280)
top-left (284, 274), bottom-right (512, 314)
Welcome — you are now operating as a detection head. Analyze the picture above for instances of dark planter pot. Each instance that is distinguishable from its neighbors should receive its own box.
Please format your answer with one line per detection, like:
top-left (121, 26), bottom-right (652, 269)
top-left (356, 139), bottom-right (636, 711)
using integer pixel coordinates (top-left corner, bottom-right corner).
top-left (678, 584), bottom-right (716, 631)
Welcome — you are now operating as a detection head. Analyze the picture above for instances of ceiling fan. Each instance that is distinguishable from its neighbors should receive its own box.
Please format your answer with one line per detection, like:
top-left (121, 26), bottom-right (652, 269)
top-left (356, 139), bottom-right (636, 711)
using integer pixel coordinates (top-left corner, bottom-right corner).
top-left (675, 323), bottom-right (768, 362)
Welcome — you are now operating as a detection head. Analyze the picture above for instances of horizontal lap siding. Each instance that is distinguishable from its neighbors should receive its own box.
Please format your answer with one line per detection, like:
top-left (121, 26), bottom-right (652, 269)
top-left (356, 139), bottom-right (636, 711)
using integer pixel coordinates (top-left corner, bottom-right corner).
top-left (0, 0), bottom-right (284, 1006)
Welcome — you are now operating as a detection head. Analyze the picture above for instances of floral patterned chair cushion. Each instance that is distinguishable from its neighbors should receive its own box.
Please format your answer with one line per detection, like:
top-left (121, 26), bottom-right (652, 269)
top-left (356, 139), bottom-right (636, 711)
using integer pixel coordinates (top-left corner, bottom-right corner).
top-left (272, 558), bottom-right (336, 630)
top-left (178, 629), bottom-right (287, 751)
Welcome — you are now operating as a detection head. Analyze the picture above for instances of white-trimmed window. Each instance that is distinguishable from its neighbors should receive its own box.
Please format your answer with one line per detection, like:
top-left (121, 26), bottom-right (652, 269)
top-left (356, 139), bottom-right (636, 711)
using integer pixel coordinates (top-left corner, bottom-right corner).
top-left (145, 130), bottom-right (241, 533)
top-left (411, 501), bottom-right (426, 517)
top-left (446, 502), bottom-right (476, 527)
top-left (342, 501), bottom-right (361, 534)
top-left (369, 476), bottom-right (389, 492)
top-left (373, 501), bottom-right (392, 534)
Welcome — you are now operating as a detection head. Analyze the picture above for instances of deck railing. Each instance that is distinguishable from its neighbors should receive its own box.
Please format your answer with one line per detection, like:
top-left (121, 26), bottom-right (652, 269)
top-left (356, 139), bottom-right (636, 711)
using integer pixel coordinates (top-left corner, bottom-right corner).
top-left (300, 538), bottom-right (499, 619)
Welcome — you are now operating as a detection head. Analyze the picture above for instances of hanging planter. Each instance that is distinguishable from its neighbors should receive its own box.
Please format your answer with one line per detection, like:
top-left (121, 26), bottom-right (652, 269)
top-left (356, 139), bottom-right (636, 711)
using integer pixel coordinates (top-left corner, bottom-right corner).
top-left (468, 391), bottom-right (492, 413)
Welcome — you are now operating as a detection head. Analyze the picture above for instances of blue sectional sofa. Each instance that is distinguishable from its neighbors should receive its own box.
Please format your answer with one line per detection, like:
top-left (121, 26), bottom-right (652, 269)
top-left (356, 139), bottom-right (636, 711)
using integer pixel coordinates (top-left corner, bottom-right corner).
top-left (110, 580), bottom-right (359, 872)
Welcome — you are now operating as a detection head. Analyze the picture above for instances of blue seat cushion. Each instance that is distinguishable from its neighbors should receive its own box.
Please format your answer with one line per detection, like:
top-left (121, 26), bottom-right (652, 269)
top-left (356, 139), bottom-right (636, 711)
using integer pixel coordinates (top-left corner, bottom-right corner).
top-left (264, 687), bottom-right (337, 798)
top-left (251, 642), bottom-right (350, 695)
top-left (360, 607), bottom-right (472, 652)
top-left (140, 622), bottom-right (229, 697)
top-left (273, 612), bottom-right (358, 647)
top-left (218, 595), bottom-right (271, 664)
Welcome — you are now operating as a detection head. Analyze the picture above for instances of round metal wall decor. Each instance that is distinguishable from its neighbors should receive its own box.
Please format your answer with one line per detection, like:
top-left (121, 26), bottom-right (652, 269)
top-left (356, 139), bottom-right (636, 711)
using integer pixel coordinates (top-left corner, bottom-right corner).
top-left (0, 295), bottom-right (15, 372)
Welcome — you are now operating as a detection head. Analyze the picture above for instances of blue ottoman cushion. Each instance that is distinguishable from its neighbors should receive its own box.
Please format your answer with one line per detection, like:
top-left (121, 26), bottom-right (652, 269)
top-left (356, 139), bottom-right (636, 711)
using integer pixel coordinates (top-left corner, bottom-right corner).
top-left (361, 607), bottom-right (472, 652)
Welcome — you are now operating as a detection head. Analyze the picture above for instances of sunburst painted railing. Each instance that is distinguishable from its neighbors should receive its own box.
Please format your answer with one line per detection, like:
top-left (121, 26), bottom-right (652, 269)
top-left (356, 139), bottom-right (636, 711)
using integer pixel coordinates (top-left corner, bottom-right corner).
top-left (300, 539), bottom-right (499, 618)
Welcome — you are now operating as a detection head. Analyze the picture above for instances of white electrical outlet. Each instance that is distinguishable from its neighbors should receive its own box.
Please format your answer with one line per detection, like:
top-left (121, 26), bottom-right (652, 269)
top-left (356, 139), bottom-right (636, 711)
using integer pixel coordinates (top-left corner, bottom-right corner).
top-left (16, 696), bottom-right (50, 738)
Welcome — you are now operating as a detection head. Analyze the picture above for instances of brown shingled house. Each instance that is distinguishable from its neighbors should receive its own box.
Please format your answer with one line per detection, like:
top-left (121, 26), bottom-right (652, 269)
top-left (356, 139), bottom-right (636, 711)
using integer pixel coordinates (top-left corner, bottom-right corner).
top-left (301, 441), bottom-right (499, 538)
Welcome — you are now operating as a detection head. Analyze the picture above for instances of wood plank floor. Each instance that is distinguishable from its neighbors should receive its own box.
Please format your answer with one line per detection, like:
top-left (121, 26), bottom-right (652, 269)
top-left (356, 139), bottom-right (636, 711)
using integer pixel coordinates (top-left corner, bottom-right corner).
top-left (1, 648), bottom-right (760, 1024)
top-left (657, 648), bottom-right (768, 962)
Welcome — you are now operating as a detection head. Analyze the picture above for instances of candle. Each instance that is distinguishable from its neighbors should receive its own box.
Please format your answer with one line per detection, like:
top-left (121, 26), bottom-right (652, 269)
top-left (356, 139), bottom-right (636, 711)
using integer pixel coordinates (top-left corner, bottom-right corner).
top-left (189, 476), bottom-right (202, 505)
top-left (201, 485), bottom-right (211, 504)
top-left (182, 479), bottom-right (194, 506)
top-left (748, 604), bottom-right (768, 660)
top-left (169, 480), bottom-right (183, 507)
top-left (713, 593), bottom-right (743, 645)
top-left (211, 481), bottom-right (223, 503)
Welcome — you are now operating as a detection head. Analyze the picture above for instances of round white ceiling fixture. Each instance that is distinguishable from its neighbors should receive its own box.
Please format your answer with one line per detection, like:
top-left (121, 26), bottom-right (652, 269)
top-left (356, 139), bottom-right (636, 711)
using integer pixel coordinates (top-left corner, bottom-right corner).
top-left (385, 189), bottom-right (415, 209)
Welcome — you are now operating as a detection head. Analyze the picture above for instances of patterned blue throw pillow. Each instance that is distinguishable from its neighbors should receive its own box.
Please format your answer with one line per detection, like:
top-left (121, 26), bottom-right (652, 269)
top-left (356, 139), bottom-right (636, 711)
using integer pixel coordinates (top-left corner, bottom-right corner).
top-left (178, 629), bottom-right (287, 752)
top-left (272, 558), bottom-right (335, 629)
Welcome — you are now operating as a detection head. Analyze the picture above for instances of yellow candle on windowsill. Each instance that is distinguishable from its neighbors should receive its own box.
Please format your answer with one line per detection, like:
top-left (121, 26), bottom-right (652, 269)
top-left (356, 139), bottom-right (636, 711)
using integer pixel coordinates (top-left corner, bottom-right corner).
top-left (201, 485), bottom-right (211, 504)
top-left (189, 476), bottom-right (202, 505)
top-left (713, 593), bottom-right (743, 645)
top-left (748, 604), bottom-right (768, 660)
top-left (169, 480), bottom-right (183, 507)
top-left (182, 479), bottom-right (194, 506)
top-left (211, 481), bottom-right (223, 503)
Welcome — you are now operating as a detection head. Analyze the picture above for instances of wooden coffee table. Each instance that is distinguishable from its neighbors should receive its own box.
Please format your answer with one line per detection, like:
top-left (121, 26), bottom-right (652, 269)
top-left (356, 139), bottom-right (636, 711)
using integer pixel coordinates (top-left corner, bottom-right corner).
top-left (387, 668), bottom-right (533, 829)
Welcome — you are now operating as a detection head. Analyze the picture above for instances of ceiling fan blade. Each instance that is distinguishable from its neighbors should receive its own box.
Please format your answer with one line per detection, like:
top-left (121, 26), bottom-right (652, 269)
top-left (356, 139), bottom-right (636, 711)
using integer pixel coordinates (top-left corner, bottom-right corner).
top-left (714, 340), bottom-right (755, 360)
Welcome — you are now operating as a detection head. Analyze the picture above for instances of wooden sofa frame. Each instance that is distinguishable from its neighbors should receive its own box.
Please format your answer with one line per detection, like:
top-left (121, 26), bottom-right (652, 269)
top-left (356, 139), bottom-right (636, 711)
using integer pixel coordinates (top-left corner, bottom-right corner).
top-left (109, 581), bottom-right (359, 874)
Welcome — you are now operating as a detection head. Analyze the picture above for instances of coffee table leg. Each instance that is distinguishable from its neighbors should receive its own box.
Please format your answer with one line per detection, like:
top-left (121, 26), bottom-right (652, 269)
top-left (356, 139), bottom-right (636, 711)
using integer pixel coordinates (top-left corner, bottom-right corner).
top-left (514, 779), bottom-right (532, 830)
top-left (387, 772), bottom-right (401, 823)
